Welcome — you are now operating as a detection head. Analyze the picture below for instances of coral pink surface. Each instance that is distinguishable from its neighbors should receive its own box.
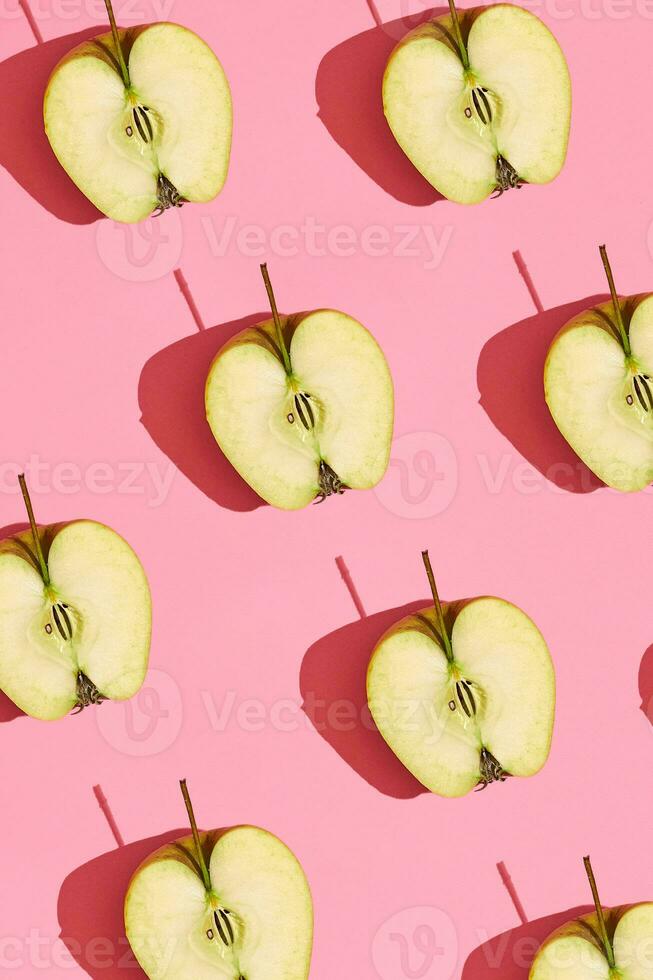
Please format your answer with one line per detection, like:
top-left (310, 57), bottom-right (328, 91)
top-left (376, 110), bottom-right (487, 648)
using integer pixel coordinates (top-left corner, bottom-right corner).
top-left (1, 0), bottom-right (652, 977)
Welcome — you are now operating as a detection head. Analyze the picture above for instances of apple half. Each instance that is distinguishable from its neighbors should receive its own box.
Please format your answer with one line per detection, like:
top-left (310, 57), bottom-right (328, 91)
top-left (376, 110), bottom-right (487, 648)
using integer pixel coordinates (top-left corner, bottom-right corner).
top-left (205, 265), bottom-right (394, 510)
top-left (383, 0), bottom-right (571, 204)
top-left (367, 551), bottom-right (555, 797)
top-left (0, 475), bottom-right (151, 720)
top-left (530, 856), bottom-right (653, 980)
top-left (125, 780), bottom-right (313, 980)
top-left (44, 0), bottom-right (232, 222)
top-left (545, 246), bottom-right (653, 492)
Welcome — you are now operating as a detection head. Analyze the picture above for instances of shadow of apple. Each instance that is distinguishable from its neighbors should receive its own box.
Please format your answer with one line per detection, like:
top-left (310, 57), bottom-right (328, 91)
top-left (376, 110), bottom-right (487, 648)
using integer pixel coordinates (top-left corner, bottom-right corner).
top-left (0, 30), bottom-right (103, 224)
top-left (138, 314), bottom-right (269, 512)
top-left (315, 9), bottom-right (447, 206)
top-left (461, 905), bottom-right (592, 978)
top-left (300, 599), bottom-right (429, 799)
top-left (57, 829), bottom-right (187, 978)
top-left (477, 295), bottom-right (607, 494)
top-left (639, 644), bottom-right (653, 726)
top-left (0, 691), bottom-right (24, 723)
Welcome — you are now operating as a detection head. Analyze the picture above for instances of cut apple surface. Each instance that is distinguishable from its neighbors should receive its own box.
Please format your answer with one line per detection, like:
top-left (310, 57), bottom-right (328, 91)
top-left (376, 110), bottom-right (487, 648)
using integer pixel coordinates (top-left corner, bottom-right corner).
top-left (530, 858), bottom-right (653, 980)
top-left (125, 781), bottom-right (313, 980)
top-left (44, 0), bottom-right (232, 222)
top-left (205, 266), bottom-right (394, 510)
top-left (383, 2), bottom-right (571, 204)
top-left (545, 247), bottom-right (653, 492)
top-left (0, 477), bottom-right (151, 720)
top-left (367, 552), bottom-right (554, 797)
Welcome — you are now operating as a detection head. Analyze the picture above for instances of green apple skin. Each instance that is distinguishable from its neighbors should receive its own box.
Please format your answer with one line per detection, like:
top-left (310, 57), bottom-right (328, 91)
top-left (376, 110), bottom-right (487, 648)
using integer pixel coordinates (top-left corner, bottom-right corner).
top-left (0, 520), bottom-right (151, 720)
top-left (205, 310), bottom-right (394, 510)
top-left (383, 4), bottom-right (571, 204)
top-left (530, 902), bottom-right (653, 979)
top-left (367, 598), bottom-right (555, 798)
top-left (125, 826), bottom-right (313, 980)
top-left (44, 24), bottom-right (232, 222)
top-left (545, 294), bottom-right (653, 492)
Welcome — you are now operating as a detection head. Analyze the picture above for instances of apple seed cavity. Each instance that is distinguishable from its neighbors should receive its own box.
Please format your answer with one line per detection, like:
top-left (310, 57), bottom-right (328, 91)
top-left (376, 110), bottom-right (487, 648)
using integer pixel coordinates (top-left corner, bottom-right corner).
top-left (459, 83), bottom-right (524, 196)
top-left (629, 372), bottom-right (653, 413)
top-left (48, 600), bottom-right (75, 641)
top-left (469, 86), bottom-right (493, 125)
top-left (453, 678), bottom-right (477, 718)
top-left (422, 553), bottom-right (512, 792)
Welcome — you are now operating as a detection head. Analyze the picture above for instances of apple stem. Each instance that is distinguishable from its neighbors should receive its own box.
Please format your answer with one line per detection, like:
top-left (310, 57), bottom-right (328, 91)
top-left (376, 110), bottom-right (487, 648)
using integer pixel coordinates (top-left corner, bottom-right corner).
top-left (18, 474), bottom-right (50, 587)
top-left (260, 263), bottom-right (292, 376)
top-left (447, 0), bottom-right (470, 70)
top-left (180, 779), bottom-right (212, 894)
top-left (422, 550), bottom-right (454, 663)
top-left (103, 0), bottom-right (131, 89)
top-left (583, 855), bottom-right (616, 969)
top-left (599, 245), bottom-right (631, 357)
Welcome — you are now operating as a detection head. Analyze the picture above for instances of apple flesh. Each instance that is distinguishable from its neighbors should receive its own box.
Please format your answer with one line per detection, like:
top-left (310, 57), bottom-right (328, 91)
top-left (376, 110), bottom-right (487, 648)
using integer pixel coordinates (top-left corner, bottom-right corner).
top-left (205, 265), bottom-right (394, 510)
top-left (366, 552), bottom-right (555, 797)
top-left (125, 781), bottom-right (313, 980)
top-left (44, 2), bottom-right (232, 222)
top-left (545, 248), bottom-right (653, 492)
top-left (383, 2), bottom-right (571, 204)
top-left (531, 858), bottom-right (653, 980)
top-left (531, 905), bottom-right (653, 979)
top-left (0, 477), bottom-right (151, 720)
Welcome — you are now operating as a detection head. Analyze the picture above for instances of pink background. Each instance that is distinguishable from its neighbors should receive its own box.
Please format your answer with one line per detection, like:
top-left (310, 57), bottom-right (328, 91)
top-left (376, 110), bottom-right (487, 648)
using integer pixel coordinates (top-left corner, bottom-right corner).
top-left (1, 0), bottom-right (652, 976)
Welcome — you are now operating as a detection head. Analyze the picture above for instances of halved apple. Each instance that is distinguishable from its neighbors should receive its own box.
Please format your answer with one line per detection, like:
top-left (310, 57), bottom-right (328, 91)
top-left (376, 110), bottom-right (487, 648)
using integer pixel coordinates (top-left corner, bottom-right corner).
top-left (205, 265), bottom-right (394, 510)
top-left (545, 246), bottom-right (653, 492)
top-left (383, 0), bottom-right (571, 204)
top-left (44, 0), bottom-right (232, 222)
top-left (0, 475), bottom-right (151, 720)
top-left (367, 551), bottom-right (555, 797)
top-left (125, 780), bottom-right (313, 980)
top-left (530, 856), bottom-right (653, 980)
